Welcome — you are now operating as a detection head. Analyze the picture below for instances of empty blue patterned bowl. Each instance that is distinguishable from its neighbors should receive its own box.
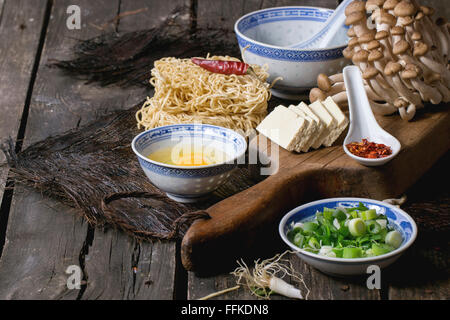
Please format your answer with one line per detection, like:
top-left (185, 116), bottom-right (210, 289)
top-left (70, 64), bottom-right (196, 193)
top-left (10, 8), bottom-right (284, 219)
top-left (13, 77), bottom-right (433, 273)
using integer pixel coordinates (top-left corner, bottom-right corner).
top-left (279, 198), bottom-right (418, 277)
top-left (132, 124), bottom-right (247, 203)
top-left (234, 6), bottom-right (350, 100)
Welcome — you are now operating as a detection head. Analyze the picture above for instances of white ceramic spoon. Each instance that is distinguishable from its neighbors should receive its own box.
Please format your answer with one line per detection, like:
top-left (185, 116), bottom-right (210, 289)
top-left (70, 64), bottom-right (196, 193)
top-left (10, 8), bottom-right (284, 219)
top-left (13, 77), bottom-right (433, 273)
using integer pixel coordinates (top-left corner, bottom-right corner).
top-left (290, 0), bottom-right (353, 49)
top-left (343, 66), bottom-right (401, 166)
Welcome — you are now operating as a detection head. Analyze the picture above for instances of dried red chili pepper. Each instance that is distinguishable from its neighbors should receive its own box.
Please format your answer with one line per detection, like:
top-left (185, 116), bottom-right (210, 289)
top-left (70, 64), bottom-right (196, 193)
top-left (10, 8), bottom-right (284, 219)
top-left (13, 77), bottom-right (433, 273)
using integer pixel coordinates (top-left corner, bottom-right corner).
top-left (191, 58), bottom-right (251, 75)
top-left (346, 139), bottom-right (392, 159)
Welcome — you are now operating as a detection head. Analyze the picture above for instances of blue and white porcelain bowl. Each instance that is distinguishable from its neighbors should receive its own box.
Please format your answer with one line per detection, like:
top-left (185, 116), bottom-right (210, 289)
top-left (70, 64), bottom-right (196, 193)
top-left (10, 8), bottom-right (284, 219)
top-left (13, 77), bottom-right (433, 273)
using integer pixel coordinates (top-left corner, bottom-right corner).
top-left (279, 198), bottom-right (418, 277)
top-left (235, 6), bottom-right (350, 100)
top-left (132, 124), bottom-right (247, 203)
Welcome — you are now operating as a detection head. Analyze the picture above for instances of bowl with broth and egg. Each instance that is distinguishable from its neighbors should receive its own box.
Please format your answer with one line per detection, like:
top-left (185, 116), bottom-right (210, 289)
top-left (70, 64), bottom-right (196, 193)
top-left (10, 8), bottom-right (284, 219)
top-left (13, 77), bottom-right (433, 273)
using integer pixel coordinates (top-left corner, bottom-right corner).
top-left (132, 124), bottom-right (247, 203)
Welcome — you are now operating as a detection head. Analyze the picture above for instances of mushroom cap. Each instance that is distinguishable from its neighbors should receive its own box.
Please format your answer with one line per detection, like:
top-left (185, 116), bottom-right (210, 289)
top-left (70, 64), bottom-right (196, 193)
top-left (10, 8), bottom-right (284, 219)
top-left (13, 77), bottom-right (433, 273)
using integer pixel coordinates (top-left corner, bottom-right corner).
top-left (398, 16), bottom-right (414, 26)
top-left (363, 66), bottom-right (380, 79)
top-left (345, 1), bottom-right (366, 16)
top-left (343, 47), bottom-right (355, 59)
top-left (411, 31), bottom-right (422, 41)
top-left (401, 63), bottom-right (422, 79)
top-left (394, 97), bottom-right (409, 108)
top-left (309, 88), bottom-right (327, 102)
top-left (368, 49), bottom-right (384, 61)
top-left (347, 27), bottom-right (356, 37)
top-left (366, 0), bottom-right (386, 12)
top-left (384, 61), bottom-right (402, 75)
top-left (415, 11), bottom-right (424, 20)
top-left (358, 31), bottom-right (376, 44)
top-left (375, 30), bottom-right (389, 40)
top-left (419, 5), bottom-right (434, 16)
top-left (377, 10), bottom-right (397, 26)
top-left (352, 49), bottom-right (370, 63)
top-left (391, 25), bottom-right (405, 35)
top-left (348, 37), bottom-right (360, 49)
top-left (401, 69), bottom-right (417, 79)
top-left (413, 41), bottom-right (428, 56)
top-left (317, 73), bottom-right (332, 91)
top-left (367, 40), bottom-right (381, 50)
top-left (383, 0), bottom-right (399, 10)
top-left (345, 11), bottom-right (366, 25)
top-left (394, 1), bottom-right (417, 17)
top-left (393, 39), bottom-right (410, 55)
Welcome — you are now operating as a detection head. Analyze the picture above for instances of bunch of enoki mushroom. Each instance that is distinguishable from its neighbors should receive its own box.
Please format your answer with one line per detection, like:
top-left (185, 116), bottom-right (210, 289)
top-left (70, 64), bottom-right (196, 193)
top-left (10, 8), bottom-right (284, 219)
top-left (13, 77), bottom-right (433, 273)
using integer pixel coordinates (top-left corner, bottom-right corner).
top-left (309, 0), bottom-right (450, 121)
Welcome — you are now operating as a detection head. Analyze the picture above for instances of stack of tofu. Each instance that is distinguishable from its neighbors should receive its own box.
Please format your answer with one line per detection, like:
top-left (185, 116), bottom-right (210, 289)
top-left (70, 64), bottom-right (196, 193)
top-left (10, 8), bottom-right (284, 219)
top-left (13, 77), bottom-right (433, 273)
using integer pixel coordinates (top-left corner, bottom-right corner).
top-left (256, 97), bottom-right (349, 153)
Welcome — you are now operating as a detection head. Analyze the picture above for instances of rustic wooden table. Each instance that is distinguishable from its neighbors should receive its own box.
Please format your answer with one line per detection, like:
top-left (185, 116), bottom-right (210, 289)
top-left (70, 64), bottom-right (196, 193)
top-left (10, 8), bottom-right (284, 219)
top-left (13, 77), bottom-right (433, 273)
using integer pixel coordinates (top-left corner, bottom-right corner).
top-left (0, 0), bottom-right (448, 300)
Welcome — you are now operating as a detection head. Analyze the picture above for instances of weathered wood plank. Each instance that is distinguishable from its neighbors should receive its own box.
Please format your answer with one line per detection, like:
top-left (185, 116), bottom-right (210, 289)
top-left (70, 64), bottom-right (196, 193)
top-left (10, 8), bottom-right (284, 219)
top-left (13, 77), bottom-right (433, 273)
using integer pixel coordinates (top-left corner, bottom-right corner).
top-left (289, 256), bottom-right (381, 300)
top-left (386, 152), bottom-right (450, 300)
top-left (385, 246), bottom-right (450, 300)
top-left (188, 149), bottom-right (449, 300)
top-left (0, 0), bottom-right (147, 299)
top-left (188, 252), bottom-right (380, 300)
top-left (117, 0), bottom-right (190, 33)
top-left (188, 272), bottom-right (256, 300)
top-left (0, 189), bottom-right (88, 299)
top-left (0, 0), bottom-right (48, 211)
top-left (79, 0), bottom-right (187, 300)
top-left (196, 0), bottom-right (339, 31)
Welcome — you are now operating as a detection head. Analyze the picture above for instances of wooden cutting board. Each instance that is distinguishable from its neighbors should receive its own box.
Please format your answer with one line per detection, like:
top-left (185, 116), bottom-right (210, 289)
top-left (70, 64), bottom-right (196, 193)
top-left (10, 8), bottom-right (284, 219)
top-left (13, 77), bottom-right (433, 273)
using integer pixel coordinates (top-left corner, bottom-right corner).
top-left (181, 105), bottom-right (450, 274)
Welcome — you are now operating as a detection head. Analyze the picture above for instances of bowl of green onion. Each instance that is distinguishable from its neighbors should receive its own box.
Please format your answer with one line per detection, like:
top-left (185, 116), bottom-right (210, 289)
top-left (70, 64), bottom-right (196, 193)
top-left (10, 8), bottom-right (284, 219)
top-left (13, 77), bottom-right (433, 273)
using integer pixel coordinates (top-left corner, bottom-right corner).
top-left (279, 198), bottom-right (417, 277)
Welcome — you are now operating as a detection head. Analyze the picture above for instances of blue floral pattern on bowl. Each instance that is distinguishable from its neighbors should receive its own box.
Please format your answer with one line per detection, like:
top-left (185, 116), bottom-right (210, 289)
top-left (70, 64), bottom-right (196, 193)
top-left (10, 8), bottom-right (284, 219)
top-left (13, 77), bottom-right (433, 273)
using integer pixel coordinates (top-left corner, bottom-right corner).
top-left (235, 6), bottom-right (347, 62)
top-left (137, 157), bottom-right (236, 178)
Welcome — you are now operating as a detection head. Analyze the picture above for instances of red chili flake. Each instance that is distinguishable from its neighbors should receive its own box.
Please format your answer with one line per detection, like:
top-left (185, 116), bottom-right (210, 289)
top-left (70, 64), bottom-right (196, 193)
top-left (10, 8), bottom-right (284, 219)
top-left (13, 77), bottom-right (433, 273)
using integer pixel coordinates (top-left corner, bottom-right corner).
top-left (191, 58), bottom-right (253, 76)
top-left (346, 139), bottom-right (392, 159)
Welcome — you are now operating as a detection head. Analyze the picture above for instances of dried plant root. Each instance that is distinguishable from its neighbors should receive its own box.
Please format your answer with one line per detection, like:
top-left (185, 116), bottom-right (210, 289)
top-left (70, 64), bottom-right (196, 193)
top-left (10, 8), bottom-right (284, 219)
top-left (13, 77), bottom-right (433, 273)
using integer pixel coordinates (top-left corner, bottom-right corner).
top-left (231, 251), bottom-right (310, 300)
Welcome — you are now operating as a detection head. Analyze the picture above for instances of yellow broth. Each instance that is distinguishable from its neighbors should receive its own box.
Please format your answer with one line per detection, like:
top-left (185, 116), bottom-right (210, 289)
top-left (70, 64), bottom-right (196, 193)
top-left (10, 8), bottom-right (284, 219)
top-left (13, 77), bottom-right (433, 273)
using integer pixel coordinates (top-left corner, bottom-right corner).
top-left (147, 143), bottom-right (229, 166)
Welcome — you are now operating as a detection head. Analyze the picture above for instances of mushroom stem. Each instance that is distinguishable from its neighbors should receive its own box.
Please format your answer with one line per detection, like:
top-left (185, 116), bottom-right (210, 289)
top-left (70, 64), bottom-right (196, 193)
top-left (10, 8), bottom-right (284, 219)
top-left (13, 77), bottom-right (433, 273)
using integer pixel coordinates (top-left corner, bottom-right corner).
top-left (370, 100), bottom-right (398, 115)
top-left (398, 104), bottom-right (416, 121)
top-left (418, 55), bottom-right (450, 87)
top-left (435, 82), bottom-right (450, 102)
top-left (436, 18), bottom-right (450, 57)
top-left (330, 91), bottom-right (349, 106)
top-left (422, 15), bottom-right (448, 62)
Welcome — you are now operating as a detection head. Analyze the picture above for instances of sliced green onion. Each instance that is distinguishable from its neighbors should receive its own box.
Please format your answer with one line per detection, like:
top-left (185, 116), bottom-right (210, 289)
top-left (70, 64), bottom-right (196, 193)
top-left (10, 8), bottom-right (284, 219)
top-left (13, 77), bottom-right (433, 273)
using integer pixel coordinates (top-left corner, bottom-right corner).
top-left (349, 211), bottom-right (359, 219)
top-left (333, 218), bottom-right (341, 230)
top-left (357, 202), bottom-right (369, 211)
top-left (288, 205), bottom-right (398, 259)
top-left (332, 248), bottom-right (344, 258)
top-left (303, 221), bottom-right (319, 234)
top-left (348, 218), bottom-right (366, 237)
top-left (293, 233), bottom-right (305, 248)
top-left (323, 207), bottom-right (334, 220)
top-left (361, 209), bottom-right (377, 220)
top-left (308, 237), bottom-right (320, 249)
top-left (372, 243), bottom-right (394, 256)
top-left (385, 230), bottom-right (403, 249)
top-left (366, 221), bottom-right (382, 234)
top-left (333, 209), bottom-right (347, 221)
top-left (319, 246), bottom-right (333, 256)
top-left (343, 247), bottom-right (363, 258)
top-left (375, 219), bottom-right (387, 229)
